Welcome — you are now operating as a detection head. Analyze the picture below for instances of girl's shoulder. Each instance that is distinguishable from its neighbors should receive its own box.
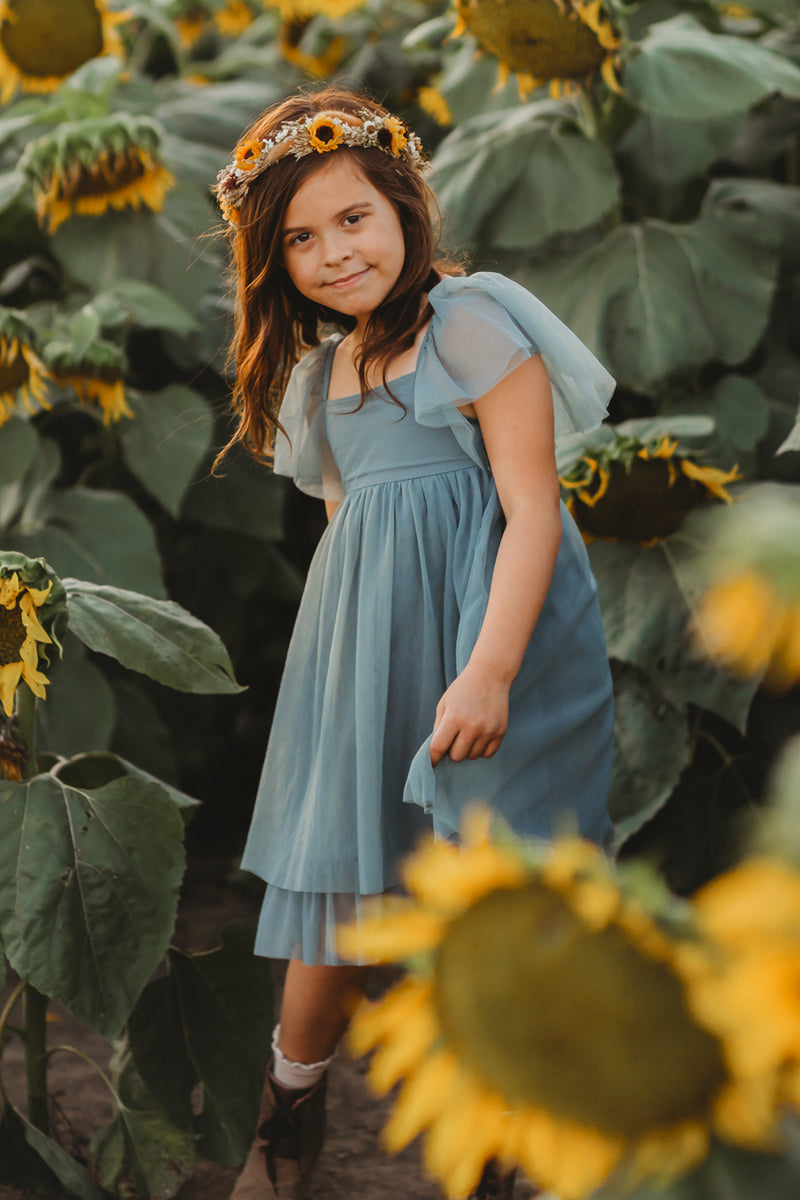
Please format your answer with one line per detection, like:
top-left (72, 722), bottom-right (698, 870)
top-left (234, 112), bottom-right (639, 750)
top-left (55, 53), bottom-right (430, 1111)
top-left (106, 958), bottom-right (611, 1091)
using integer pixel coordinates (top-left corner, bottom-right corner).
top-left (415, 271), bottom-right (615, 440)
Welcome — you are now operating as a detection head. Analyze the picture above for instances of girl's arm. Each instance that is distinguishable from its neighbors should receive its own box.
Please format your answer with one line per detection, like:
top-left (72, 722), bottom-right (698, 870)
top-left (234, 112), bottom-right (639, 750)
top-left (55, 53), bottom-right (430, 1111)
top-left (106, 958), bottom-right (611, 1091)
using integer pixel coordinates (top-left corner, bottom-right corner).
top-left (429, 354), bottom-right (562, 765)
top-left (325, 499), bottom-right (341, 521)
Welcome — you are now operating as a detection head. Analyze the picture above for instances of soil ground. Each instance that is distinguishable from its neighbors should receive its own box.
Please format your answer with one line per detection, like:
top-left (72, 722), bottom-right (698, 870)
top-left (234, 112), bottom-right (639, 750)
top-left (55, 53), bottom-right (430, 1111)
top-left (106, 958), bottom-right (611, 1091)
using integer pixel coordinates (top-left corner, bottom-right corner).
top-left (0, 860), bottom-right (537, 1200)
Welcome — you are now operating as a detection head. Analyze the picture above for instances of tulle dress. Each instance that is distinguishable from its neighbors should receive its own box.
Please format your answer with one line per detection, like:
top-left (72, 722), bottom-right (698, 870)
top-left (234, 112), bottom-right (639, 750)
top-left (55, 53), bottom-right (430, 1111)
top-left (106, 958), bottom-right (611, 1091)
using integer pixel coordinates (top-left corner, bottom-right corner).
top-left (241, 272), bottom-right (616, 965)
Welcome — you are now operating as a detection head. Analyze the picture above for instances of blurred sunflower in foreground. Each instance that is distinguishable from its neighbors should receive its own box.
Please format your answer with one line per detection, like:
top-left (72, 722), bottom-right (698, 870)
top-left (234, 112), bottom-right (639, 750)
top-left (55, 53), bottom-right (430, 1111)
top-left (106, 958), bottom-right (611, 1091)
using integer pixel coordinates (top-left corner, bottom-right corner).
top-left (0, 309), bottom-right (50, 425)
top-left (452, 0), bottom-right (621, 98)
top-left (0, 0), bottom-right (125, 104)
top-left (692, 484), bottom-right (800, 689)
top-left (20, 113), bottom-right (174, 234)
top-left (559, 420), bottom-right (740, 545)
top-left (339, 811), bottom-right (785, 1199)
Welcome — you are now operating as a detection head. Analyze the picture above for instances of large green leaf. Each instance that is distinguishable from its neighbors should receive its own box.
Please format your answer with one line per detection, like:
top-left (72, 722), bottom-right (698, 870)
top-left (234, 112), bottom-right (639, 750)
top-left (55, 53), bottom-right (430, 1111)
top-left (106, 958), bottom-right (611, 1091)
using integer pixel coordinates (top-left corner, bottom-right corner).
top-left (608, 660), bottom-right (690, 847)
top-left (0, 433), bottom-right (59, 532)
top-left (663, 375), bottom-right (771, 478)
top-left (91, 280), bottom-right (198, 335)
top-left (128, 922), bottom-right (273, 1165)
top-left (0, 774), bottom-right (184, 1036)
top-left (626, 15), bottom-right (800, 120)
top-left (52, 750), bottom-right (199, 814)
top-left (35, 653), bottom-right (115, 757)
top-left (703, 177), bottom-right (800, 271)
top-left (0, 415), bottom-right (37, 485)
top-left (8, 487), bottom-right (166, 598)
top-left (587, 536), bottom-right (759, 731)
top-left (64, 579), bottom-right (243, 694)
top-left (51, 186), bottom-right (220, 317)
top-left (89, 1050), bottom-right (196, 1200)
top-left (617, 111), bottom-right (742, 185)
top-left (431, 104), bottom-right (618, 250)
top-left (523, 209), bottom-right (780, 392)
top-left (119, 386), bottom-right (214, 517)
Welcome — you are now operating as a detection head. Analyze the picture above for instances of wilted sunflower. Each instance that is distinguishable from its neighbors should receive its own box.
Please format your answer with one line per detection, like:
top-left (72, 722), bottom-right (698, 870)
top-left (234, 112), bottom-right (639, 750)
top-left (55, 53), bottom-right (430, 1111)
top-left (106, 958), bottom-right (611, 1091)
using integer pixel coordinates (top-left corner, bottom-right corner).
top-left (0, 570), bottom-right (52, 717)
top-left (691, 485), bottom-right (800, 688)
top-left (49, 339), bottom-right (133, 425)
top-left (0, 309), bottom-right (50, 425)
top-left (0, 0), bottom-right (125, 104)
top-left (279, 18), bottom-right (347, 77)
top-left (560, 432), bottom-right (740, 546)
top-left (451, 0), bottom-right (621, 99)
top-left (20, 113), bottom-right (175, 234)
top-left (339, 812), bottom-right (779, 1199)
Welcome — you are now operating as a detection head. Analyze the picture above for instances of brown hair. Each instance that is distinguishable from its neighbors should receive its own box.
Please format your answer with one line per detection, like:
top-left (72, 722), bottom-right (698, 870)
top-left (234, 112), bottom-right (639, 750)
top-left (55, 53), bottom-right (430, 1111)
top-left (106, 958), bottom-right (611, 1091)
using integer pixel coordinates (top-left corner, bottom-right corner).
top-left (214, 85), bottom-right (461, 468)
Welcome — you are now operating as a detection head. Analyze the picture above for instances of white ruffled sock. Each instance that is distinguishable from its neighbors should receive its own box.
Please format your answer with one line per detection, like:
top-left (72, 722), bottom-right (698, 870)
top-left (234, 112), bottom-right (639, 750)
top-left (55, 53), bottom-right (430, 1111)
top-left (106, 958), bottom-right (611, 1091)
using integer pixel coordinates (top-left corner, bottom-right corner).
top-left (271, 1023), bottom-right (335, 1090)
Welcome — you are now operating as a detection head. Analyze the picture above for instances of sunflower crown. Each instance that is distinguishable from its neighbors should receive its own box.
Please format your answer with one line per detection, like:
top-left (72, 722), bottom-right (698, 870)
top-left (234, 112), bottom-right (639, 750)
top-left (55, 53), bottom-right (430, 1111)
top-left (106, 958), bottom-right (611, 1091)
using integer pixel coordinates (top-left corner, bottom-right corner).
top-left (213, 108), bottom-right (425, 223)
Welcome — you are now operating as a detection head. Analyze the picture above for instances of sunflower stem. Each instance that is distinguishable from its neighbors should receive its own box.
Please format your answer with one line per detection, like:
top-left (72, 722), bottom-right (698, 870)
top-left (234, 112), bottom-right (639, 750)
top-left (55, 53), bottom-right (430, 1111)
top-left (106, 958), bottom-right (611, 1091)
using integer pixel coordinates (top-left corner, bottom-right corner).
top-left (14, 684), bottom-right (37, 780)
top-left (23, 983), bottom-right (49, 1134)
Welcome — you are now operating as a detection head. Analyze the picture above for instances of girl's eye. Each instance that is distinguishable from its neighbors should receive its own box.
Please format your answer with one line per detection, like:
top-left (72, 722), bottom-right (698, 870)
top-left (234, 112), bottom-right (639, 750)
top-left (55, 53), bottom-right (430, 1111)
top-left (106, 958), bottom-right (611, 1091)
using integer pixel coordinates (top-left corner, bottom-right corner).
top-left (344, 213), bottom-right (363, 226)
top-left (290, 231), bottom-right (311, 246)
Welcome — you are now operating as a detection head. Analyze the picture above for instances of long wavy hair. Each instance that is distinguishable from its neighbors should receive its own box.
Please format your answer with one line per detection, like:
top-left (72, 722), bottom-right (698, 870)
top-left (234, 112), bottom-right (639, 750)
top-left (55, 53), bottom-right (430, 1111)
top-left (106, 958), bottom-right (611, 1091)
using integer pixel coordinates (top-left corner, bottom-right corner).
top-left (214, 86), bottom-right (462, 467)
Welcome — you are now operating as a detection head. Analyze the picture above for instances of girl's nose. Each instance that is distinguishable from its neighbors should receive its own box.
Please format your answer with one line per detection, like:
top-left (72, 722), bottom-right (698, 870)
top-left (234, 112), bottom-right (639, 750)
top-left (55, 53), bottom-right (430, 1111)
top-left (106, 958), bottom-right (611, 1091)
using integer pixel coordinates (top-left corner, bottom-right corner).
top-left (323, 236), bottom-right (353, 266)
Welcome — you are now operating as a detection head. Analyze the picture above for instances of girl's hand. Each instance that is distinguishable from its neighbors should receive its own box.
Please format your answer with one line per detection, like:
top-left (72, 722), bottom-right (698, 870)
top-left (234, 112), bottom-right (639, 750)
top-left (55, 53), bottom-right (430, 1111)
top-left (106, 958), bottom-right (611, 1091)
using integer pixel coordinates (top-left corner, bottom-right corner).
top-left (429, 664), bottom-right (510, 766)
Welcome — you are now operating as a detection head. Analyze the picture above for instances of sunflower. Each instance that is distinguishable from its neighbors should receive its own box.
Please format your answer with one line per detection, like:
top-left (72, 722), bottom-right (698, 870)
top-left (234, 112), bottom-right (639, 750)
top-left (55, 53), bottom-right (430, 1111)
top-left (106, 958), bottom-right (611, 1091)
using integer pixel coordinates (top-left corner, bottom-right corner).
top-left (173, 1), bottom-right (210, 48)
top-left (688, 858), bottom-right (800, 1109)
top-left (690, 485), bottom-right (800, 688)
top-left (269, 0), bottom-right (366, 20)
top-left (560, 432), bottom-right (740, 545)
top-left (235, 137), bottom-right (264, 171)
top-left (20, 114), bottom-right (174, 234)
top-left (279, 18), bottom-right (347, 77)
top-left (340, 812), bottom-right (779, 1199)
top-left (48, 339), bottom-right (132, 425)
top-left (308, 113), bottom-right (345, 152)
top-left (214, 0), bottom-right (254, 35)
top-left (451, 0), bottom-right (621, 100)
top-left (0, 570), bottom-right (52, 718)
top-left (376, 115), bottom-right (409, 156)
top-left (0, 310), bottom-right (50, 426)
top-left (0, 0), bottom-right (126, 104)
top-left (417, 84), bottom-right (453, 127)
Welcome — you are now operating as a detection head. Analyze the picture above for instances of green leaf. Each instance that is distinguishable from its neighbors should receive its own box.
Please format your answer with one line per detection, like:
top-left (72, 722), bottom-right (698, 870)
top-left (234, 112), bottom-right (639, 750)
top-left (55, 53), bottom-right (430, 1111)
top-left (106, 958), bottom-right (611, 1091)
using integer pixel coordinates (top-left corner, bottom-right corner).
top-left (0, 416), bottom-right (37, 485)
top-left (778, 406), bottom-right (800, 455)
top-left (119, 386), bottom-right (213, 517)
top-left (0, 774), bottom-right (184, 1036)
top-left (35, 654), bottom-right (115, 757)
top-left (626, 15), bottom-right (800, 120)
top-left (52, 750), bottom-right (199, 813)
top-left (89, 1088), bottom-right (196, 1200)
top-left (588, 537), bottom-right (759, 731)
top-left (92, 280), bottom-right (198, 334)
top-left (663, 376), bottom-right (771, 473)
top-left (109, 677), bottom-right (178, 786)
top-left (432, 104), bottom-right (618, 250)
top-left (704, 177), bottom-right (800, 271)
top-left (7, 487), bottom-right (166, 599)
top-left (0, 1102), bottom-right (104, 1200)
top-left (0, 434), bottom-right (59, 532)
top-left (63, 579), bottom-right (243, 695)
top-left (608, 660), bottom-right (690, 847)
top-left (129, 922), bottom-right (273, 1164)
top-left (0, 170), bottom-right (28, 214)
top-left (617, 110), bottom-right (742, 185)
top-left (182, 447), bottom-right (284, 541)
top-left (523, 210), bottom-right (780, 392)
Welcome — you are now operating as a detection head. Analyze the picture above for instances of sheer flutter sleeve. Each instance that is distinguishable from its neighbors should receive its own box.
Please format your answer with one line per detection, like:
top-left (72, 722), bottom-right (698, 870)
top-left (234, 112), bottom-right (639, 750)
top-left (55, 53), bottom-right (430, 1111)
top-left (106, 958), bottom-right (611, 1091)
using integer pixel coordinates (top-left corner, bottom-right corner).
top-left (413, 272), bottom-right (615, 467)
top-left (272, 339), bottom-right (344, 503)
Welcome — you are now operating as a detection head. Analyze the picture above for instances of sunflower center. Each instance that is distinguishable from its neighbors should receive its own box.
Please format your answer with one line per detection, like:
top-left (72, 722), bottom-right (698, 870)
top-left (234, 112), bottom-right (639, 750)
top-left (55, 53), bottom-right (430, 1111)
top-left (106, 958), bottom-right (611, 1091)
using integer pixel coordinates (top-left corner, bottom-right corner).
top-left (434, 885), bottom-right (726, 1137)
top-left (1, 0), bottom-right (104, 79)
top-left (573, 458), bottom-right (699, 542)
top-left (56, 151), bottom-right (147, 201)
top-left (461, 0), bottom-right (606, 80)
top-left (0, 602), bottom-right (25, 667)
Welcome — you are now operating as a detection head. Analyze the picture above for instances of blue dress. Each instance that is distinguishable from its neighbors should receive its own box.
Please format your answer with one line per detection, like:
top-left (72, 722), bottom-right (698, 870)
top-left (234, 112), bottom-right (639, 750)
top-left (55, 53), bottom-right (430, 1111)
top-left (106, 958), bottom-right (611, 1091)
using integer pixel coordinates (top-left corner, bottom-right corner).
top-left (241, 272), bottom-right (616, 965)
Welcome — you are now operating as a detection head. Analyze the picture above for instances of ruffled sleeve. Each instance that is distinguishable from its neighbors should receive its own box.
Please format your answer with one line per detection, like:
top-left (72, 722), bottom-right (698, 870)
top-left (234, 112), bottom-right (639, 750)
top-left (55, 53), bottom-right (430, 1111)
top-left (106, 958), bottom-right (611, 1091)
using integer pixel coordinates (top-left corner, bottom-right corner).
top-left (413, 272), bottom-right (614, 466)
top-left (272, 339), bottom-right (344, 503)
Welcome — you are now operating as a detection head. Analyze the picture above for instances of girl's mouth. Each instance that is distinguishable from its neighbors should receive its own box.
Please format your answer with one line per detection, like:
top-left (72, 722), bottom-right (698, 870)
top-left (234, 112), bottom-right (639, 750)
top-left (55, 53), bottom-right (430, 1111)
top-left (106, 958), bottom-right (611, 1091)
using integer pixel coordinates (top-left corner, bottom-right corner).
top-left (328, 267), bottom-right (370, 290)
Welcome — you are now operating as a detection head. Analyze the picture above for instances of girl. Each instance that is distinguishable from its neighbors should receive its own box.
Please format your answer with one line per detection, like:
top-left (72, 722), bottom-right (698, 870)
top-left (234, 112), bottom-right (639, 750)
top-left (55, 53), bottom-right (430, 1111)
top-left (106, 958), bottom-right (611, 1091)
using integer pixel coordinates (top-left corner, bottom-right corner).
top-left (214, 86), bottom-right (615, 1200)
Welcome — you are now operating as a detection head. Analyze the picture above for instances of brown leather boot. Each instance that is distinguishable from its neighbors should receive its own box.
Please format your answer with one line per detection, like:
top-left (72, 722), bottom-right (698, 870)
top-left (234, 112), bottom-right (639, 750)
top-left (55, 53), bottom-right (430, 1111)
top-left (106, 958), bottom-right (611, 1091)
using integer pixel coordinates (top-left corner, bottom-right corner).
top-left (467, 1160), bottom-right (517, 1199)
top-left (230, 1068), bottom-right (327, 1200)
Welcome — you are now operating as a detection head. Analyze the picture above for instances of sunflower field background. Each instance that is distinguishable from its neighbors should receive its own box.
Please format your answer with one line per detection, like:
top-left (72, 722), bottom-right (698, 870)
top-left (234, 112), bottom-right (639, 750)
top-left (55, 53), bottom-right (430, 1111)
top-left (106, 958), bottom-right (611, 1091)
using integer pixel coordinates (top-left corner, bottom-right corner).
top-left (0, 0), bottom-right (798, 1196)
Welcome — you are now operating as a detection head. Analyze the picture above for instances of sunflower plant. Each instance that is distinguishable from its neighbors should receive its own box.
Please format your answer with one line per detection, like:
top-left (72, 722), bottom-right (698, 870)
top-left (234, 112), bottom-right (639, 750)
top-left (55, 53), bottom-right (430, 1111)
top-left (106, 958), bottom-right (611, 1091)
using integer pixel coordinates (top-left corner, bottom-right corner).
top-left (341, 809), bottom-right (800, 1199)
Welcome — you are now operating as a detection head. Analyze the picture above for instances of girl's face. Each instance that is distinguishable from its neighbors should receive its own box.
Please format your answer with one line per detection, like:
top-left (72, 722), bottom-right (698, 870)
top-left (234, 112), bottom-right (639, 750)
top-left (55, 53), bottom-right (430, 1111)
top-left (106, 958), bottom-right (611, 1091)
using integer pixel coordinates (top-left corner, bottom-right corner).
top-left (282, 153), bottom-right (406, 331)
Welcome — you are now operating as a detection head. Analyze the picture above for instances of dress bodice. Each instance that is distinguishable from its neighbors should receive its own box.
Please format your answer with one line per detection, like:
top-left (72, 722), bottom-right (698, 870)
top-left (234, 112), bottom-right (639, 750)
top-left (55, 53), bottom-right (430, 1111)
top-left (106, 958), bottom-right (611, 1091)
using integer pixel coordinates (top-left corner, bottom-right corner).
top-left (324, 364), bottom-right (478, 493)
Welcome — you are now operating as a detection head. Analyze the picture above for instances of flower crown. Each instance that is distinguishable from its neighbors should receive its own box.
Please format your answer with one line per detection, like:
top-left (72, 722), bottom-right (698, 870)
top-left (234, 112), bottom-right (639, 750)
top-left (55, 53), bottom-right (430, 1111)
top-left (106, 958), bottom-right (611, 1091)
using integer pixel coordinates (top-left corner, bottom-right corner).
top-left (213, 108), bottom-right (426, 224)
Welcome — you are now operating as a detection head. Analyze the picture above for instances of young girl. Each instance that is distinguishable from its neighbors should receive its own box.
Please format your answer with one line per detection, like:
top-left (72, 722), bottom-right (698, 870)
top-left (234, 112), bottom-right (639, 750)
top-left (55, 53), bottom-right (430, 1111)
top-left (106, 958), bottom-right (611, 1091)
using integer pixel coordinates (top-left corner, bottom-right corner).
top-left (214, 86), bottom-right (615, 1200)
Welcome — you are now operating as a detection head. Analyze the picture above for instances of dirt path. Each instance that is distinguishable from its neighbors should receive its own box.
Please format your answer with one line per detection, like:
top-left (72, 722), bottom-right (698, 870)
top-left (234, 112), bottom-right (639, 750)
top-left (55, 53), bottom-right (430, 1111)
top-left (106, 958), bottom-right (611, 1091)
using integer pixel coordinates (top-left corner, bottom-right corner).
top-left (0, 861), bottom-right (537, 1200)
